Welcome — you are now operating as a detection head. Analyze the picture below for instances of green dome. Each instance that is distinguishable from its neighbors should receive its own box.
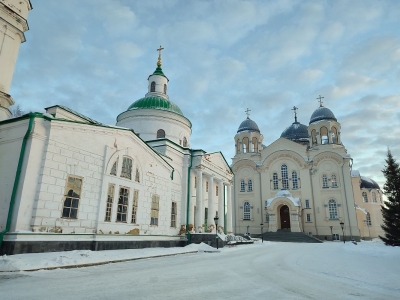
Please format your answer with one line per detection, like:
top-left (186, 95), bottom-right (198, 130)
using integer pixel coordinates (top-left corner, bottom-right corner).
top-left (127, 96), bottom-right (184, 116)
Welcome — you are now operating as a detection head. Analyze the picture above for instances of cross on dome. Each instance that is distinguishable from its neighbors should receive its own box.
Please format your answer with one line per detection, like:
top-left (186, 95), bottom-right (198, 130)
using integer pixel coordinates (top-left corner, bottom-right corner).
top-left (317, 95), bottom-right (324, 107)
top-left (245, 108), bottom-right (251, 119)
top-left (292, 106), bottom-right (298, 123)
top-left (157, 45), bottom-right (164, 66)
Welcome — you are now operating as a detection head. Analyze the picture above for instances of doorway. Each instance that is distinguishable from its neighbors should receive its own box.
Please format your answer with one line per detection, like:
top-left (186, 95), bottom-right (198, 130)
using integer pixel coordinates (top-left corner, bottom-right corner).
top-left (280, 205), bottom-right (290, 229)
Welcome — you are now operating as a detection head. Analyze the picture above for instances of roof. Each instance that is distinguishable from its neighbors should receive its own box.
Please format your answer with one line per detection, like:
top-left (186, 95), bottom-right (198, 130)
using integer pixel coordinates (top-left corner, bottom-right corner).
top-left (45, 105), bottom-right (103, 125)
top-left (148, 66), bottom-right (168, 80)
top-left (237, 117), bottom-right (260, 133)
top-left (280, 122), bottom-right (309, 141)
top-left (266, 190), bottom-right (300, 207)
top-left (309, 106), bottom-right (337, 124)
top-left (360, 176), bottom-right (380, 190)
top-left (127, 96), bottom-right (184, 117)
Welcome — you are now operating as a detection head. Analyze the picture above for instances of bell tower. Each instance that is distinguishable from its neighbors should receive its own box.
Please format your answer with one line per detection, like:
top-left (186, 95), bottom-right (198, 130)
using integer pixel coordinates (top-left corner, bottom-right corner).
top-left (0, 0), bottom-right (32, 121)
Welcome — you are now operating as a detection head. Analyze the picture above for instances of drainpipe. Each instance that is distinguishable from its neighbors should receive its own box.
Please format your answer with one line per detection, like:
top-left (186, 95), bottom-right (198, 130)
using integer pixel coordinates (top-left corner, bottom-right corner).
top-left (309, 164), bottom-right (319, 236)
top-left (0, 114), bottom-right (35, 251)
top-left (185, 150), bottom-right (193, 244)
top-left (342, 158), bottom-right (353, 240)
top-left (233, 174), bottom-right (238, 234)
top-left (224, 185), bottom-right (226, 234)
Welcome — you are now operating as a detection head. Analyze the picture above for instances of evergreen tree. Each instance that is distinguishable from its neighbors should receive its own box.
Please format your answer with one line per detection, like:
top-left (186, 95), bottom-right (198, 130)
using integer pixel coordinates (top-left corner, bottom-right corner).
top-left (380, 150), bottom-right (400, 246)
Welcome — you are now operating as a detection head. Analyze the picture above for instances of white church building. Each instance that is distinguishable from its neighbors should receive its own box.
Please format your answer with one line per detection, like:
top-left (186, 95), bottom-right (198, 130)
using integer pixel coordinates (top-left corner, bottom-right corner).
top-left (0, 1), bottom-right (233, 254)
top-left (232, 105), bottom-right (384, 241)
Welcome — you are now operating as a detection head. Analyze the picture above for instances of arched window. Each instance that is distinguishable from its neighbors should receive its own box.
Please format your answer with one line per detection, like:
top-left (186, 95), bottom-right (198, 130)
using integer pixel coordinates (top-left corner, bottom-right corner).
top-left (322, 174), bottom-right (328, 188)
top-left (292, 171), bottom-right (298, 189)
top-left (150, 81), bottom-right (156, 92)
top-left (362, 192), bottom-right (368, 203)
top-left (366, 212), bottom-right (372, 225)
top-left (281, 165), bottom-right (289, 189)
top-left (328, 199), bottom-right (338, 219)
top-left (183, 137), bottom-right (187, 147)
top-left (120, 157), bottom-right (133, 179)
top-left (242, 137), bottom-right (249, 153)
top-left (311, 129), bottom-right (317, 146)
top-left (248, 180), bottom-right (253, 192)
top-left (164, 84), bottom-right (167, 94)
top-left (331, 174), bottom-right (337, 188)
top-left (110, 159), bottom-right (118, 176)
top-left (331, 127), bottom-right (338, 144)
top-left (157, 129), bottom-right (165, 138)
top-left (243, 202), bottom-right (251, 220)
top-left (240, 180), bottom-right (245, 192)
top-left (236, 139), bottom-right (240, 154)
top-left (273, 173), bottom-right (278, 190)
top-left (372, 192), bottom-right (377, 202)
top-left (320, 127), bottom-right (328, 144)
top-left (252, 137), bottom-right (258, 152)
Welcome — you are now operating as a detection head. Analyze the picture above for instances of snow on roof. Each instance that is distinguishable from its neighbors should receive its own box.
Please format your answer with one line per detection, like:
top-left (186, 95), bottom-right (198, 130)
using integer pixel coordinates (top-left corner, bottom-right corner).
top-left (355, 205), bottom-right (368, 215)
top-left (266, 190), bottom-right (300, 207)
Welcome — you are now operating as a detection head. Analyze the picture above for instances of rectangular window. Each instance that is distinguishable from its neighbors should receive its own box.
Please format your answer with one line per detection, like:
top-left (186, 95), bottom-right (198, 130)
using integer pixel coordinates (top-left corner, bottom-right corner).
top-left (248, 180), bottom-right (253, 192)
top-left (322, 175), bottom-right (329, 188)
top-left (206, 181), bottom-right (209, 192)
top-left (131, 189), bottom-right (139, 223)
top-left (240, 180), bottom-right (245, 192)
top-left (305, 199), bottom-right (310, 208)
top-left (171, 202), bottom-right (177, 227)
top-left (216, 186), bottom-right (219, 196)
top-left (151, 195), bottom-right (160, 225)
top-left (105, 184), bottom-right (115, 221)
top-left (62, 176), bottom-right (82, 219)
top-left (120, 157), bottom-right (132, 179)
top-left (306, 214), bottom-right (311, 222)
top-left (116, 187), bottom-right (129, 222)
top-left (273, 173), bottom-right (279, 190)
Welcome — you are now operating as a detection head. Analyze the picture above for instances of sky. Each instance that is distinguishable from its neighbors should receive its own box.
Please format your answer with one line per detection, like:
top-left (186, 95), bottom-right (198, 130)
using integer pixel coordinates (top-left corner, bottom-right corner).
top-left (10, 0), bottom-right (400, 188)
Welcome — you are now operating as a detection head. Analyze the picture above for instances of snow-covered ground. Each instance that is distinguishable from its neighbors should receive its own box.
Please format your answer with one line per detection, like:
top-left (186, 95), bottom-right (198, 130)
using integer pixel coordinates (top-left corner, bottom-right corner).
top-left (1, 239), bottom-right (399, 299)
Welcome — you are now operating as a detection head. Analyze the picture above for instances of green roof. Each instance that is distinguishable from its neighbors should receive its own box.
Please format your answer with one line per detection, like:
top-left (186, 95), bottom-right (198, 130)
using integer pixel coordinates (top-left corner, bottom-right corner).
top-left (148, 66), bottom-right (168, 80)
top-left (127, 96), bottom-right (184, 116)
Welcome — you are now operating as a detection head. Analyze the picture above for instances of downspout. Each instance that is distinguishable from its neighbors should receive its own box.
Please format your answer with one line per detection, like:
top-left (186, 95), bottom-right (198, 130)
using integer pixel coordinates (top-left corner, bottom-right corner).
top-left (309, 164), bottom-right (319, 236)
top-left (342, 158), bottom-right (353, 240)
top-left (233, 174), bottom-right (238, 234)
top-left (185, 150), bottom-right (193, 244)
top-left (0, 113), bottom-right (35, 251)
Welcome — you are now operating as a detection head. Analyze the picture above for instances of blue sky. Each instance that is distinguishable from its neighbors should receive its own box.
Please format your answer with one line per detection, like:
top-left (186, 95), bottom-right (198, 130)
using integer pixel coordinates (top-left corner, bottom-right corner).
top-left (11, 0), bottom-right (400, 187)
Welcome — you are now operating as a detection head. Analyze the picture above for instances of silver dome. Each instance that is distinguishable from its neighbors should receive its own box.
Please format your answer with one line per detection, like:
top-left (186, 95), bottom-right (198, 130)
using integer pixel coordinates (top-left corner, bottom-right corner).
top-left (237, 118), bottom-right (260, 133)
top-left (309, 107), bottom-right (337, 124)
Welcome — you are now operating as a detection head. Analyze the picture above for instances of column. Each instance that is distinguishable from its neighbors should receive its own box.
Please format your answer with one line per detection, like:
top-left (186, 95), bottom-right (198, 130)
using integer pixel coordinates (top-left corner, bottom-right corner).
top-left (207, 175), bottom-right (215, 232)
top-left (195, 168), bottom-right (203, 233)
top-left (217, 179), bottom-right (224, 233)
top-left (226, 184), bottom-right (233, 233)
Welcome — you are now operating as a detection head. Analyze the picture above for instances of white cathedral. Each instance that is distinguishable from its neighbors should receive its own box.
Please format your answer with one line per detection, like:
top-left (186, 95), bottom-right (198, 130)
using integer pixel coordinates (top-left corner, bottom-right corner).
top-left (0, 1), bottom-right (383, 254)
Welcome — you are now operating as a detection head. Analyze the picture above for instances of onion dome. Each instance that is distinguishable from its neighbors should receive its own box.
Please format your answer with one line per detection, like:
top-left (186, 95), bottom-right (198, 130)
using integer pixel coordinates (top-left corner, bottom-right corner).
top-left (360, 176), bottom-right (380, 190)
top-left (280, 122), bottom-right (309, 142)
top-left (237, 117), bottom-right (260, 133)
top-left (127, 96), bottom-right (184, 117)
top-left (309, 106), bottom-right (337, 124)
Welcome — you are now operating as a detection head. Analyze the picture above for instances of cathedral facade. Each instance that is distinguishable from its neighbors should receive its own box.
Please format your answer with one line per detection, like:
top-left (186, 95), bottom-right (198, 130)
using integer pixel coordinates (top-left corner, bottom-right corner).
top-left (232, 105), bottom-right (384, 241)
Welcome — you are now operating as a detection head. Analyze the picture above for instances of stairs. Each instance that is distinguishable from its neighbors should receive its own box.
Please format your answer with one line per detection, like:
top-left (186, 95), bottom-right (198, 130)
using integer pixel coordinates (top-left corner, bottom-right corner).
top-left (256, 230), bottom-right (322, 243)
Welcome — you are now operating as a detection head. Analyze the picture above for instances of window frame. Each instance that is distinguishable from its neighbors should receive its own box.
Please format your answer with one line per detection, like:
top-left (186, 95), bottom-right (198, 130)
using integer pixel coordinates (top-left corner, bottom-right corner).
top-left (362, 192), bottom-right (368, 203)
top-left (62, 176), bottom-right (83, 219)
top-left (243, 201), bottom-right (251, 220)
top-left (156, 129), bottom-right (165, 139)
top-left (281, 165), bottom-right (289, 189)
top-left (248, 179), bottom-right (253, 192)
top-left (105, 183), bottom-right (115, 222)
top-left (292, 171), bottom-right (298, 189)
top-left (150, 81), bottom-right (156, 92)
top-left (322, 174), bottom-right (329, 188)
top-left (171, 201), bottom-right (177, 228)
top-left (328, 199), bottom-right (338, 220)
top-left (150, 195), bottom-right (160, 226)
top-left (120, 157), bottom-right (133, 180)
top-left (116, 186), bottom-right (129, 223)
top-left (273, 173), bottom-right (279, 190)
top-left (331, 174), bottom-right (338, 188)
top-left (131, 189), bottom-right (139, 224)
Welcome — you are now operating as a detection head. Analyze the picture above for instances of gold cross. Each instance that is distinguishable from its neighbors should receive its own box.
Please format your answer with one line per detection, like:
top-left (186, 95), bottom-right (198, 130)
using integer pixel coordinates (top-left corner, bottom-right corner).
top-left (245, 108), bottom-right (251, 118)
top-left (317, 95), bottom-right (324, 107)
top-left (157, 45), bottom-right (164, 66)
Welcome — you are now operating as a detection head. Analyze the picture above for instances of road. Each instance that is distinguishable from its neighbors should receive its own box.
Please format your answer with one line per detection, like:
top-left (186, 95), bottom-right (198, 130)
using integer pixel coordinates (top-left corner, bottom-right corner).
top-left (1, 242), bottom-right (399, 299)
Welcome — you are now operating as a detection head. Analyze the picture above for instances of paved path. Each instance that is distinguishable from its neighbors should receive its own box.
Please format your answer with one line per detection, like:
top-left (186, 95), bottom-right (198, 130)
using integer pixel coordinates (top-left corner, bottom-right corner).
top-left (1, 242), bottom-right (399, 299)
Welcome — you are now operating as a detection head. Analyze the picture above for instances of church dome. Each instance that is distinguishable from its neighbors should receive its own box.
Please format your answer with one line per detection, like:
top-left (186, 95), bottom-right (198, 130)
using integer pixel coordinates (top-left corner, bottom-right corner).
top-left (237, 118), bottom-right (260, 133)
top-left (360, 176), bottom-right (380, 190)
top-left (309, 107), bottom-right (337, 124)
top-left (280, 122), bottom-right (309, 142)
top-left (127, 96), bottom-right (184, 117)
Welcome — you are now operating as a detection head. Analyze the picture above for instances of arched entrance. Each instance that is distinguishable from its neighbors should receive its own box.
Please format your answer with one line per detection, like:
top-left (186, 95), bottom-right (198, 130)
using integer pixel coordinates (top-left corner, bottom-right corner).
top-left (280, 205), bottom-right (290, 229)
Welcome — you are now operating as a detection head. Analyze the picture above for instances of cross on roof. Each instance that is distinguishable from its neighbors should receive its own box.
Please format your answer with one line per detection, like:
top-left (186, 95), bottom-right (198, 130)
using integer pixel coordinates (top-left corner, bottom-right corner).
top-left (291, 106), bottom-right (298, 123)
top-left (245, 108), bottom-right (251, 119)
top-left (156, 45), bottom-right (164, 66)
top-left (317, 95), bottom-right (324, 107)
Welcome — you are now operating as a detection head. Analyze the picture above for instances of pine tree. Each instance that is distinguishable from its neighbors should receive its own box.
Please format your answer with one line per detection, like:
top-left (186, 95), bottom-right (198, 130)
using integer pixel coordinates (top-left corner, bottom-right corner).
top-left (380, 150), bottom-right (400, 246)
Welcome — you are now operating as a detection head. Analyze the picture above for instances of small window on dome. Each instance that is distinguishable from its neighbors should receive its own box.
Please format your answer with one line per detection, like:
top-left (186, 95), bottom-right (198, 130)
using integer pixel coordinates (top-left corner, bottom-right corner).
top-left (183, 137), bottom-right (188, 147)
top-left (157, 129), bottom-right (165, 139)
top-left (150, 81), bottom-right (156, 92)
top-left (164, 84), bottom-right (167, 94)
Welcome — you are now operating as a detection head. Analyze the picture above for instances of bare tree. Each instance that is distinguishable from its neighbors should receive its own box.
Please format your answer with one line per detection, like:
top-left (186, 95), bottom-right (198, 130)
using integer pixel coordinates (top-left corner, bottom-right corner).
top-left (9, 105), bottom-right (25, 118)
